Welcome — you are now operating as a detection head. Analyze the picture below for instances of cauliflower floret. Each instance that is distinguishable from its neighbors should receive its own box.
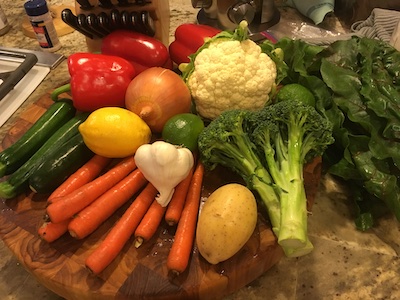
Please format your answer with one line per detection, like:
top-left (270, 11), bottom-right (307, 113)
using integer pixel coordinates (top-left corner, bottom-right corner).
top-left (187, 38), bottom-right (277, 120)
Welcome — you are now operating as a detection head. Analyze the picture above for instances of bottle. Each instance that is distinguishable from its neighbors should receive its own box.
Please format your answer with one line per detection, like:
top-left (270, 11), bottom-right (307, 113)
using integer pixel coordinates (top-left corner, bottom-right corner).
top-left (24, 0), bottom-right (61, 52)
top-left (0, 4), bottom-right (10, 36)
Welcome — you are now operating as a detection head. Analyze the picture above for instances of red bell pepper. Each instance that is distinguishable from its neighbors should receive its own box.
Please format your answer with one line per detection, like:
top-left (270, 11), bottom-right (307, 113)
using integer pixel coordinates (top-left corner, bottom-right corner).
top-left (101, 30), bottom-right (173, 74)
top-left (169, 23), bottom-right (221, 65)
top-left (66, 53), bottom-right (136, 112)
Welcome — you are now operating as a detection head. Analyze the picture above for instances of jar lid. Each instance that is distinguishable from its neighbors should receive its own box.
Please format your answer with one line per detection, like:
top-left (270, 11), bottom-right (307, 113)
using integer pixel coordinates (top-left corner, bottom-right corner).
top-left (24, 0), bottom-right (49, 17)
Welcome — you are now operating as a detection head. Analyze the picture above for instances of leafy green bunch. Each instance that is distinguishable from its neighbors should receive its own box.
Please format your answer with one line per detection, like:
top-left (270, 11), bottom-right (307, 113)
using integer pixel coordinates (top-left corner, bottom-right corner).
top-left (261, 36), bottom-right (400, 230)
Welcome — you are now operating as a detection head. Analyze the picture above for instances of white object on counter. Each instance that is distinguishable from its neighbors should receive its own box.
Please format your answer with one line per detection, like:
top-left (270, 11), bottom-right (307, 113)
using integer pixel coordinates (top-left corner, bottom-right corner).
top-left (390, 20), bottom-right (400, 51)
top-left (0, 60), bottom-right (50, 127)
top-left (24, 0), bottom-right (61, 52)
top-left (351, 8), bottom-right (400, 44)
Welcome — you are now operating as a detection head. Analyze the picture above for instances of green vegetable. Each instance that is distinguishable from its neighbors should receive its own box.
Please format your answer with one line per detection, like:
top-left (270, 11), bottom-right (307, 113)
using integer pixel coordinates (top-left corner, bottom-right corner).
top-left (198, 100), bottom-right (334, 257)
top-left (0, 99), bottom-right (76, 177)
top-left (29, 133), bottom-right (94, 194)
top-left (0, 113), bottom-right (89, 199)
top-left (261, 36), bottom-right (400, 230)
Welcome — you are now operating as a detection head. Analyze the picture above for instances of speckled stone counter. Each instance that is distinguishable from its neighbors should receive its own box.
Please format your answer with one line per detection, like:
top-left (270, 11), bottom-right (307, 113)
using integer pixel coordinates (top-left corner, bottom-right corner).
top-left (1, 1), bottom-right (399, 299)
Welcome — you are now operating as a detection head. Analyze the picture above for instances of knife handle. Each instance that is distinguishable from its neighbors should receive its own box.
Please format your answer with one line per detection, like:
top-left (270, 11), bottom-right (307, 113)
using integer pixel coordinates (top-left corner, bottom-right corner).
top-left (77, 14), bottom-right (104, 38)
top-left (98, 0), bottom-right (114, 9)
top-left (110, 9), bottom-right (122, 30)
top-left (117, 0), bottom-right (131, 7)
top-left (76, 0), bottom-right (94, 10)
top-left (61, 8), bottom-right (94, 39)
top-left (140, 11), bottom-right (155, 37)
top-left (87, 13), bottom-right (111, 36)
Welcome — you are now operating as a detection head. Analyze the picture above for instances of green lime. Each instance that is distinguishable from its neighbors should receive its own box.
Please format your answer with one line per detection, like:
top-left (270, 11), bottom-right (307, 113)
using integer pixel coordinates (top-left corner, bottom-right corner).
top-left (276, 83), bottom-right (316, 107)
top-left (162, 113), bottom-right (205, 152)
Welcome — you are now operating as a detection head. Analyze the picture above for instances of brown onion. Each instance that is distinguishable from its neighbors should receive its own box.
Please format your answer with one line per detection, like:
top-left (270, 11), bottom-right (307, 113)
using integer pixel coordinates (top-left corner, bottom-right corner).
top-left (125, 67), bottom-right (192, 133)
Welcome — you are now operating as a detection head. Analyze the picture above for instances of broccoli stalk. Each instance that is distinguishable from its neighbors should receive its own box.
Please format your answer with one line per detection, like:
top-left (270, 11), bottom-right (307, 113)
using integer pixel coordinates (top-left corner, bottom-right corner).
top-left (197, 110), bottom-right (282, 235)
top-left (198, 101), bottom-right (334, 257)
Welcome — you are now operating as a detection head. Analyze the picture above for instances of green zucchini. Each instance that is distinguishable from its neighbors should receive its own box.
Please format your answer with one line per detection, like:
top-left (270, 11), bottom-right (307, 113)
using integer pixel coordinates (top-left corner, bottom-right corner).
top-left (0, 113), bottom-right (90, 199)
top-left (0, 99), bottom-right (76, 177)
top-left (29, 133), bottom-right (94, 194)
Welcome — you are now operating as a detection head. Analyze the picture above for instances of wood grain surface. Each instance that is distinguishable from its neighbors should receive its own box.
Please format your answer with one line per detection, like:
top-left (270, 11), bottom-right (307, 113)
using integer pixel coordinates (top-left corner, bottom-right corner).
top-left (0, 90), bottom-right (321, 300)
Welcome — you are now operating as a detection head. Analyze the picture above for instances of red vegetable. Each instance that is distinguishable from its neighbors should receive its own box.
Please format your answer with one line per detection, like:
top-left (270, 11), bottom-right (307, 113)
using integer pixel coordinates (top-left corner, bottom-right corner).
top-left (169, 23), bottom-right (221, 65)
top-left (67, 53), bottom-right (136, 112)
top-left (101, 30), bottom-right (173, 74)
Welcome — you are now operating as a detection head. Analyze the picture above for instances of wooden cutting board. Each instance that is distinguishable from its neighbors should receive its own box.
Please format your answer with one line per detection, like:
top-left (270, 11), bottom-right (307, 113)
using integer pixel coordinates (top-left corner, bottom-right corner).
top-left (0, 90), bottom-right (322, 300)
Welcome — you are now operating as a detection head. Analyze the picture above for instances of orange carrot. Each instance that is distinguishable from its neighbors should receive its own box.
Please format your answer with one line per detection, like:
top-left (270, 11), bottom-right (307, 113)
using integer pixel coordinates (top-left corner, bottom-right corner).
top-left (165, 166), bottom-right (194, 226)
top-left (38, 219), bottom-right (71, 243)
top-left (85, 182), bottom-right (158, 275)
top-left (47, 155), bottom-right (112, 204)
top-left (134, 200), bottom-right (167, 248)
top-left (166, 161), bottom-right (204, 275)
top-left (46, 156), bottom-right (137, 224)
top-left (68, 169), bottom-right (148, 240)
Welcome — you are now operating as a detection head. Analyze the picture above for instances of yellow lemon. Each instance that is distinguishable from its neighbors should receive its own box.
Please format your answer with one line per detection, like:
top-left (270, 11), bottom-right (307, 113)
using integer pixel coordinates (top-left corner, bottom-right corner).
top-left (79, 107), bottom-right (152, 158)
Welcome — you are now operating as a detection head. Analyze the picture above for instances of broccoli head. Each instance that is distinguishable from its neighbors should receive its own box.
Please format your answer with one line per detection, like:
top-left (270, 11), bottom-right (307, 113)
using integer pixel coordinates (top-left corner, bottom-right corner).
top-left (251, 100), bottom-right (334, 255)
top-left (198, 100), bottom-right (334, 257)
top-left (198, 109), bottom-right (282, 235)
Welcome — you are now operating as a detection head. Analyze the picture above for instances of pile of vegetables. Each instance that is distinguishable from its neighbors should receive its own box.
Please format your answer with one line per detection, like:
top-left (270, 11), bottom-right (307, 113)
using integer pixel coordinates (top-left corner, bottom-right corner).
top-left (2, 19), bottom-right (400, 280)
top-left (37, 147), bottom-right (204, 275)
top-left (261, 36), bottom-right (400, 230)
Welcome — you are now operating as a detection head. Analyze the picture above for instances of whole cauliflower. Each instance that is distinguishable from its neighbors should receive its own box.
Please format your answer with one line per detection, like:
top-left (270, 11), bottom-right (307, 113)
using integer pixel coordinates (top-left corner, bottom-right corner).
top-left (181, 21), bottom-right (277, 120)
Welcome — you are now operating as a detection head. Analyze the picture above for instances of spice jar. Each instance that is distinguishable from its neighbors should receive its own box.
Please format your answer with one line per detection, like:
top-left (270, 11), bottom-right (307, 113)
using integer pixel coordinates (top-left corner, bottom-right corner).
top-left (24, 0), bottom-right (61, 52)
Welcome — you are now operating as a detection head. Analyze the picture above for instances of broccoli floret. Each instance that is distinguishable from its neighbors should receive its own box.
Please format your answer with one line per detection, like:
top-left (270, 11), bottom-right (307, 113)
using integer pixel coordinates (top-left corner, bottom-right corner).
top-left (198, 100), bottom-right (334, 257)
top-left (251, 100), bottom-right (334, 256)
top-left (198, 109), bottom-right (282, 235)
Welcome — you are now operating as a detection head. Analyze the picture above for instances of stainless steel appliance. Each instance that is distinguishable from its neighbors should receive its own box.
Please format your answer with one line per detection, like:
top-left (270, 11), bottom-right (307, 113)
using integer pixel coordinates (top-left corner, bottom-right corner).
top-left (192, 0), bottom-right (280, 33)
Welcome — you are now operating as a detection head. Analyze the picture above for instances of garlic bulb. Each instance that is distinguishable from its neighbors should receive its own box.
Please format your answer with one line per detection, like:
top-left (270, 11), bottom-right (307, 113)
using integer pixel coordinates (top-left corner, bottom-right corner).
top-left (134, 141), bottom-right (194, 207)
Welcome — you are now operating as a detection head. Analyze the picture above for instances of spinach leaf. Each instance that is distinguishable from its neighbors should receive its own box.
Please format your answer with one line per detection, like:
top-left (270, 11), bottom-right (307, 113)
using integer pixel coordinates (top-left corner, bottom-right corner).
top-left (262, 36), bottom-right (400, 230)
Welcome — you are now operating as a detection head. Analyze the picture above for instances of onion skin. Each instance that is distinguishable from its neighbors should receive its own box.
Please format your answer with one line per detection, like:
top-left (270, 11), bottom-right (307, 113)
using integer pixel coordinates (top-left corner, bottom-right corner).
top-left (125, 67), bottom-right (192, 133)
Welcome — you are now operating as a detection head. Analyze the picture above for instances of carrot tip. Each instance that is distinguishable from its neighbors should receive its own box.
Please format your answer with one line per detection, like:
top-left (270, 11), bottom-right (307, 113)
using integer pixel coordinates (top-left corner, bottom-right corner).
top-left (168, 269), bottom-right (181, 278)
top-left (134, 237), bottom-right (144, 248)
top-left (166, 220), bottom-right (176, 227)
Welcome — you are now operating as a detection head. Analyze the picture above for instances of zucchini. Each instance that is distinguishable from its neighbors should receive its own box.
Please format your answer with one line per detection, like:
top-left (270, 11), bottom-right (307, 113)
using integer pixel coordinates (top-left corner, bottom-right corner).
top-left (0, 113), bottom-right (90, 199)
top-left (29, 133), bottom-right (94, 194)
top-left (0, 99), bottom-right (76, 177)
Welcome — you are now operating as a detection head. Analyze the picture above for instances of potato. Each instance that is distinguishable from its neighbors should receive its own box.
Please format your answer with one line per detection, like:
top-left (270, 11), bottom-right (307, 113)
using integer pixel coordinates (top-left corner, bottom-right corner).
top-left (196, 183), bottom-right (258, 264)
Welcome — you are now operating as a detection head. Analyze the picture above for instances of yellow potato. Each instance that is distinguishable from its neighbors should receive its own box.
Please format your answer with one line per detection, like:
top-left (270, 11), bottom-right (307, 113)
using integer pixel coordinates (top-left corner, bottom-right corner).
top-left (196, 183), bottom-right (258, 264)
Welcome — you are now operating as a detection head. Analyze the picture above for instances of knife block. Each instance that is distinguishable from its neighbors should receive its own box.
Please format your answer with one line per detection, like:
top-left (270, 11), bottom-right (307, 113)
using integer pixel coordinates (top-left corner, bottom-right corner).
top-left (75, 0), bottom-right (170, 52)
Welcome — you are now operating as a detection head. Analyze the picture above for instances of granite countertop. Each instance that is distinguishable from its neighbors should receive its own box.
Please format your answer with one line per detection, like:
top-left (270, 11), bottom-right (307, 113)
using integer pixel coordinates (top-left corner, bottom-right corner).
top-left (0, 1), bottom-right (399, 299)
